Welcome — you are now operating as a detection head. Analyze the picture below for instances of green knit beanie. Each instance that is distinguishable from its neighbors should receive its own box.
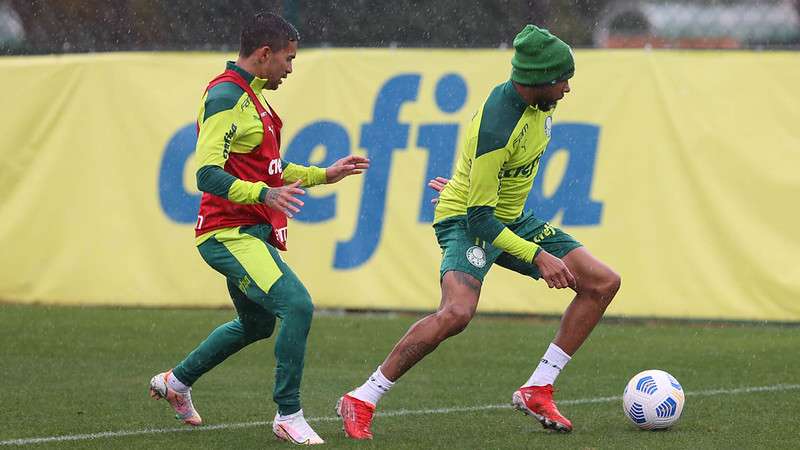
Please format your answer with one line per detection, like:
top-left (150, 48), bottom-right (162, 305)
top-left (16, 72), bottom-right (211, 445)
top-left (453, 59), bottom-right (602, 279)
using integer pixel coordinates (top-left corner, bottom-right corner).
top-left (511, 25), bottom-right (574, 86)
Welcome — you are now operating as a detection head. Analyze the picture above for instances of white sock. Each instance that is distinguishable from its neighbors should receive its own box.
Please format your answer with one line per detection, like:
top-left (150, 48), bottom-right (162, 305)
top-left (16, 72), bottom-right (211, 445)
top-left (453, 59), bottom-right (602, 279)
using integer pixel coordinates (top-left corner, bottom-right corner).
top-left (523, 343), bottom-right (572, 387)
top-left (276, 409), bottom-right (303, 422)
top-left (349, 366), bottom-right (394, 406)
top-left (167, 372), bottom-right (190, 392)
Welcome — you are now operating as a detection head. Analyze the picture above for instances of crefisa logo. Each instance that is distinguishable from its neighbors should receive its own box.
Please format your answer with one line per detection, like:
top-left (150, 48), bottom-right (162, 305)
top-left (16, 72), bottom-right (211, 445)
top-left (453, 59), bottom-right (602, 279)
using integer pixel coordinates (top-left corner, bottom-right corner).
top-left (159, 73), bottom-right (604, 269)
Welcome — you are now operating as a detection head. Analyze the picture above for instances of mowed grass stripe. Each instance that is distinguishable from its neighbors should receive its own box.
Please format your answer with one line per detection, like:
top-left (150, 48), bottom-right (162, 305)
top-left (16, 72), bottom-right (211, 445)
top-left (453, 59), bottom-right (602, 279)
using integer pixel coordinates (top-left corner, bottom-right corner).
top-left (2, 383), bottom-right (797, 446)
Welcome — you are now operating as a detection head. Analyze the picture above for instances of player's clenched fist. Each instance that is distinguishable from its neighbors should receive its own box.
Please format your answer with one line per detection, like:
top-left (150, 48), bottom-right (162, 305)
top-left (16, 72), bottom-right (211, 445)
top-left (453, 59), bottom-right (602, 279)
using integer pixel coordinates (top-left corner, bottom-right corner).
top-left (264, 179), bottom-right (305, 218)
top-left (534, 249), bottom-right (577, 290)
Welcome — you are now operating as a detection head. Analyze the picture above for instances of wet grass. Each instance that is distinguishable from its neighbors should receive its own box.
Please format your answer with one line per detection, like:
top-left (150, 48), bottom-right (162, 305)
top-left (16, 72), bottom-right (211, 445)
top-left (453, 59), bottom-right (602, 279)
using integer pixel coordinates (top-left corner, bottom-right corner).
top-left (1, 304), bottom-right (798, 449)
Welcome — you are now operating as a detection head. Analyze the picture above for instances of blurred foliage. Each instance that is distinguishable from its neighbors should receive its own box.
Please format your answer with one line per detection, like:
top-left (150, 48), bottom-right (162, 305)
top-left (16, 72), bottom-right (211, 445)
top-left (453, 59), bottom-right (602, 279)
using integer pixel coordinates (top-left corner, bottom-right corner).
top-left (6, 0), bottom-right (279, 53)
top-left (297, 0), bottom-right (607, 48)
top-left (2, 0), bottom-right (607, 54)
top-left (2, 0), bottom-right (798, 54)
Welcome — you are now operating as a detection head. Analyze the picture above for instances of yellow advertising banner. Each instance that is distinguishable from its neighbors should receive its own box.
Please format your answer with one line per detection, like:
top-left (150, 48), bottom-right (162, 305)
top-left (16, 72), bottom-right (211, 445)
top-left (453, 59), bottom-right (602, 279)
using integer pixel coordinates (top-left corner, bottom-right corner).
top-left (1, 50), bottom-right (798, 321)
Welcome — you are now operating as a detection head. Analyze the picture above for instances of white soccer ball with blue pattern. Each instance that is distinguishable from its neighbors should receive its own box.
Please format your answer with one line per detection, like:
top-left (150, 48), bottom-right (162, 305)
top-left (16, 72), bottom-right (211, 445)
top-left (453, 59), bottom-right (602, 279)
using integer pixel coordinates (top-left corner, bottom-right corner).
top-left (622, 369), bottom-right (685, 430)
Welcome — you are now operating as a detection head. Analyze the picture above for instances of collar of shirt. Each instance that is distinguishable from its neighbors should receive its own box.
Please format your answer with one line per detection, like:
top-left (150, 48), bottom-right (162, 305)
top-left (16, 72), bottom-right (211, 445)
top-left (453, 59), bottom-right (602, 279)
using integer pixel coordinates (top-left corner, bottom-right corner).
top-left (503, 80), bottom-right (530, 114)
top-left (225, 61), bottom-right (268, 91)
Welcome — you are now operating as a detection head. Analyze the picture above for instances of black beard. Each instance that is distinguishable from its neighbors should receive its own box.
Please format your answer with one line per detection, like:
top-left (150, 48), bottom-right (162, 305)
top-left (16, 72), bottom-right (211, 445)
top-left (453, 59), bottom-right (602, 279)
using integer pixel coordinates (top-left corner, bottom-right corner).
top-left (536, 100), bottom-right (556, 111)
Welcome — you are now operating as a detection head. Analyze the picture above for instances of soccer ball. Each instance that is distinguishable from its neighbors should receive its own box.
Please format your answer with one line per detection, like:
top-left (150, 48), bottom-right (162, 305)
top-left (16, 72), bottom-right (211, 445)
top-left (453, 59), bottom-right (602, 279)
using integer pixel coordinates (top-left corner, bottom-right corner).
top-left (623, 369), bottom-right (685, 430)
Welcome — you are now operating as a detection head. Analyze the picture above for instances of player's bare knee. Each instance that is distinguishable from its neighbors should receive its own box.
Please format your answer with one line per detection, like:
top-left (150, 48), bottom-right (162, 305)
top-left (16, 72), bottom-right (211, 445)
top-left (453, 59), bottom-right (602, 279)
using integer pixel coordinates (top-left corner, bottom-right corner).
top-left (579, 269), bottom-right (620, 307)
top-left (596, 270), bottom-right (621, 308)
top-left (436, 304), bottom-right (474, 337)
top-left (607, 271), bottom-right (621, 297)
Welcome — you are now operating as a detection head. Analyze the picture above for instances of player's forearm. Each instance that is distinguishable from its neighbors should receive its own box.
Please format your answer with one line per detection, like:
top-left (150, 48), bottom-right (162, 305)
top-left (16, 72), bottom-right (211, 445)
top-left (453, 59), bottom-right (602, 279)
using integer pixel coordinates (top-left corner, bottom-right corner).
top-left (196, 165), bottom-right (267, 204)
top-left (492, 228), bottom-right (540, 263)
top-left (467, 206), bottom-right (539, 263)
top-left (281, 161), bottom-right (327, 187)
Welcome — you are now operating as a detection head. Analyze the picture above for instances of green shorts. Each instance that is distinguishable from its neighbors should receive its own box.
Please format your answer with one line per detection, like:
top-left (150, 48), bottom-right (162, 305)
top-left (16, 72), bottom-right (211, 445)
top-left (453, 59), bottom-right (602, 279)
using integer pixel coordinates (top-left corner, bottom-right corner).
top-left (197, 224), bottom-right (307, 306)
top-left (433, 211), bottom-right (583, 282)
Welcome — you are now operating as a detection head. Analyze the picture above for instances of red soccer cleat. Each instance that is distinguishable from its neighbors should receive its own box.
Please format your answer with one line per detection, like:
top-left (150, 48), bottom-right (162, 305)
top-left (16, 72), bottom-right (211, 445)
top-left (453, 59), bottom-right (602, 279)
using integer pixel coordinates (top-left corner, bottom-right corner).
top-left (335, 394), bottom-right (376, 440)
top-left (512, 384), bottom-right (573, 432)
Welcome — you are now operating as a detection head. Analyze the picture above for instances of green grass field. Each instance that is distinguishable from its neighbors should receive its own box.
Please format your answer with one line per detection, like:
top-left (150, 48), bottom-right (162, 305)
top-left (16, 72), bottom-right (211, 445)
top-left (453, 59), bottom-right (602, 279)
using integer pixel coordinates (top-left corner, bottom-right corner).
top-left (1, 304), bottom-right (798, 449)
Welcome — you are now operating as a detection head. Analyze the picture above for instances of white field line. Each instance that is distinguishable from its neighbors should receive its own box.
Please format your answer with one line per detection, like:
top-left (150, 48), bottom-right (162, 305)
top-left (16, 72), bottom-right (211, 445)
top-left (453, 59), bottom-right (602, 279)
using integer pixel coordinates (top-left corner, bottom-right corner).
top-left (1, 383), bottom-right (798, 446)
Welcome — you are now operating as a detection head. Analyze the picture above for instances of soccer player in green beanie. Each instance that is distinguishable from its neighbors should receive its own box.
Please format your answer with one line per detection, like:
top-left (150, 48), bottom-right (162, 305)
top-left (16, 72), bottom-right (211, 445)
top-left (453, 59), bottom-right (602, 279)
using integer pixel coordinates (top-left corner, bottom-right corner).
top-left (147, 12), bottom-right (369, 445)
top-left (337, 25), bottom-right (620, 438)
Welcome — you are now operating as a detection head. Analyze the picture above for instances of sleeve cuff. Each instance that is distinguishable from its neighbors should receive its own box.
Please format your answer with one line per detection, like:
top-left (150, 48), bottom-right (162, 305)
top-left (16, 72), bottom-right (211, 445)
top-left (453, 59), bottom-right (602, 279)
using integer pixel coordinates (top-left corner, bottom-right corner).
top-left (228, 179), bottom-right (268, 204)
top-left (309, 166), bottom-right (328, 186)
top-left (492, 228), bottom-right (540, 263)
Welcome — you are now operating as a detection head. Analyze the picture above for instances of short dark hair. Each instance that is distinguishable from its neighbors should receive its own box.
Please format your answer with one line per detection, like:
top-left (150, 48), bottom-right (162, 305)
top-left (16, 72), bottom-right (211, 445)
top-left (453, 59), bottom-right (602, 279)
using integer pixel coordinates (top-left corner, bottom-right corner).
top-left (239, 12), bottom-right (299, 57)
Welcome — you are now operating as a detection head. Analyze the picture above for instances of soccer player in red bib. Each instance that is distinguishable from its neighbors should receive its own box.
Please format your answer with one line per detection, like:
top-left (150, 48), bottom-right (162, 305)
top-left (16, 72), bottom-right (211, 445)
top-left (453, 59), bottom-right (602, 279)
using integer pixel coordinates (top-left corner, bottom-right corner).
top-left (337, 25), bottom-right (620, 438)
top-left (148, 12), bottom-right (368, 445)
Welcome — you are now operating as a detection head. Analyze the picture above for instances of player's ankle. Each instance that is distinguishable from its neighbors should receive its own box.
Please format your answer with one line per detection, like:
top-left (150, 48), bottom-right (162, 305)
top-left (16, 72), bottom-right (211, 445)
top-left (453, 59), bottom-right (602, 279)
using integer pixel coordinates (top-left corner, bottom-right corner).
top-left (523, 343), bottom-right (571, 388)
top-left (276, 408), bottom-right (304, 422)
top-left (167, 371), bottom-right (190, 393)
top-left (350, 366), bottom-right (393, 406)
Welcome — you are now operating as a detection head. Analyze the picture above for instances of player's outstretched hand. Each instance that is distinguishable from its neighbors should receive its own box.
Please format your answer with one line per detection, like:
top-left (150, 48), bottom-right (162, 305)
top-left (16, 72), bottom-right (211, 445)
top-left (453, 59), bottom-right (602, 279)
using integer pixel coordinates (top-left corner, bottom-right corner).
top-left (533, 249), bottom-right (577, 290)
top-left (264, 179), bottom-right (305, 218)
top-left (325, 155), bottom-right (370, 184)
top-left (428, 177), bottom-right (450, 204)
